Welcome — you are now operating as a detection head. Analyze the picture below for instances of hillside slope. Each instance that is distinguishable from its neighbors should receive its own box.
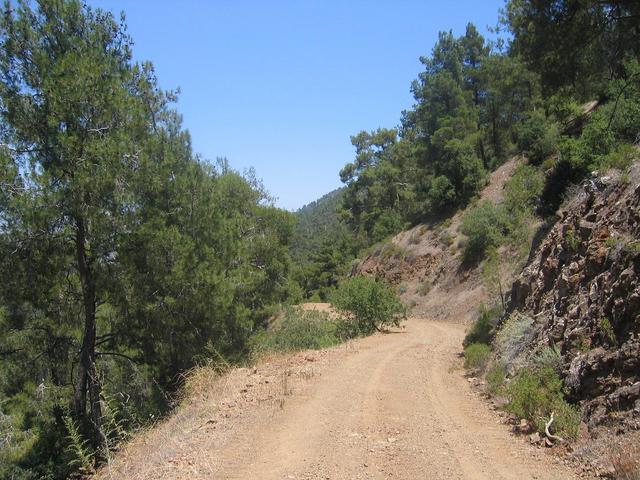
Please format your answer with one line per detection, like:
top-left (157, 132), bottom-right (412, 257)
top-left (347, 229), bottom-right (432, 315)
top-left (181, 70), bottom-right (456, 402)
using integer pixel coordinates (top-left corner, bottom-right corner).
top-left (356, 158), bottom-right (521, 323)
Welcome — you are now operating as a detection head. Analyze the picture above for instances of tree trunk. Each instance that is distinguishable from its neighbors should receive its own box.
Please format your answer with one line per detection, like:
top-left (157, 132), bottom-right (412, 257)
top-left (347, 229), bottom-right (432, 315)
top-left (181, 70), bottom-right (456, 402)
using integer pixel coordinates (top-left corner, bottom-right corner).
top-left (478, 138), bottom-right (487, 167)
top-left (73, 215), bottom-right (105, 451)
top-left (492, 115), bottom-right (499, 159)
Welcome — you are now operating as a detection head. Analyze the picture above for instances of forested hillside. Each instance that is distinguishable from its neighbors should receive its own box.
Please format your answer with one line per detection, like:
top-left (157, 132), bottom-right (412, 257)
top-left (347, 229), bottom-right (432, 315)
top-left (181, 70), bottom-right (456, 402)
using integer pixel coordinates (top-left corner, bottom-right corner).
top-left (291, 188), bottom-right (344, 263)
top-left (307, 0), bottom-right (640, 300)
top-left (1, 0), bottom-right (639, 478)
top-left (337, 13), bottom-right (639, 244)
top-left (290, 188), bottom-right (364, 299)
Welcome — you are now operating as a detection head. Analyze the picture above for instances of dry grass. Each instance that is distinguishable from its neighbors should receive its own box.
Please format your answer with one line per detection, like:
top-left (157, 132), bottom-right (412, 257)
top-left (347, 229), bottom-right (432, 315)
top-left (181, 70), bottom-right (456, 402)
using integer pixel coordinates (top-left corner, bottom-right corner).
top-left (479, 156), bottom-right (521, 204)
top-left (94, 342), bottom-right (351, 480)
top-left (177, 362), bottom-right (229, 406)
top-left (97, 363), bottom-right (229, 479)
top-left (494, 312), bottom-right (536, 374)
top-left (298, 302), bottom-right (340, 319)
top-left (416, 280), bottom-right (431, 296)
top-left (610, 440), bottom-right (640, 480)
top-left (409, 229), bottom-right (423, 245)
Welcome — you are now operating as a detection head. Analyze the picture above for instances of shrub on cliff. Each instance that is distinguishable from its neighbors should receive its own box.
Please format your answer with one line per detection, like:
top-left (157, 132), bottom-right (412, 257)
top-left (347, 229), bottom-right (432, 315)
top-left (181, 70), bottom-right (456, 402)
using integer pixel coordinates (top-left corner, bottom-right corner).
top-left (460, 201), bottom-right (508, 263)
top-left (505, 367), bottom-right (581, 441)
top-left (464, 304), bottom-right (502, 347)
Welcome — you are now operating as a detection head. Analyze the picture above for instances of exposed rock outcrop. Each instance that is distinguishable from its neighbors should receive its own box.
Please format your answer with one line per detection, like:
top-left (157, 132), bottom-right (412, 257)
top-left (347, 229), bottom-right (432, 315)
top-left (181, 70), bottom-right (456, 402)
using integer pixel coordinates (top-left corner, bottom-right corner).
top-left (507, 165), bottom-right (640, 430)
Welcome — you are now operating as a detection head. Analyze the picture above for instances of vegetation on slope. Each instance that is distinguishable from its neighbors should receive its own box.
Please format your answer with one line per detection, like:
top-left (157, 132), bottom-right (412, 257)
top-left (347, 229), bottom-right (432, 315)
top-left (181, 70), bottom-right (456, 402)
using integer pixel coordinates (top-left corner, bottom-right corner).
top-left (250, 276), bottom-right (406, 357)
top-left (446, 0), bottom-right (640, 450)
top-left (303, 2), bottom-right (639, 303)
top-left (249, 308), bottom-right (343, 356)
top-left (290, 188), bottom-right (345, 263)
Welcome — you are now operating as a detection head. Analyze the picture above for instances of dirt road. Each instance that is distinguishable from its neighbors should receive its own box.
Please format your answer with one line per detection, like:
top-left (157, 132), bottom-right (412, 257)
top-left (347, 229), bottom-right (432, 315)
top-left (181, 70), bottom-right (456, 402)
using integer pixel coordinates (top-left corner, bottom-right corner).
top-left (101, 318), bottom-right (581, 479)
top-left (214, 319), bottom-right (577, 480)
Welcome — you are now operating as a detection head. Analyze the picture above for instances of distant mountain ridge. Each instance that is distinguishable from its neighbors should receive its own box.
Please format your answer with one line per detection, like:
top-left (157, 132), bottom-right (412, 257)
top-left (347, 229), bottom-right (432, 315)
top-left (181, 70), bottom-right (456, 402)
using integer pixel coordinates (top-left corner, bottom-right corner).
top-left (291, 187), bottom-right (345, 262)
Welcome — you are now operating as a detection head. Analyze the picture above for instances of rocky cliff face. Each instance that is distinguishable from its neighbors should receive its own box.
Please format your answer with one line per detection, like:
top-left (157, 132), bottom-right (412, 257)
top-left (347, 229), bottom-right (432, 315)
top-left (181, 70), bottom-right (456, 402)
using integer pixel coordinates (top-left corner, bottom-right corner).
top-left (508, 165), bottom-right (640, 431)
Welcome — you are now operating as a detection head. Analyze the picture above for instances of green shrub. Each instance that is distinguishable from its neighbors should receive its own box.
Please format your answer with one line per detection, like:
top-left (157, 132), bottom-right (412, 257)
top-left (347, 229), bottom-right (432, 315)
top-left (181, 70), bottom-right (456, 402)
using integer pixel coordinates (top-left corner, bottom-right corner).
top-left (505, 367), bottom-right (580, 440)
top-left (330, 276), bottom-right (406, 335)
top-left (464, 304), bottom-right (501, 347)
top-left (562, 65), bottom-right (640, 174)
top-left (552, 399), bottom-right (582, 442)
top-left (546, 89), bottom-right (583, 126)
top-left (506, 368), bottom-right (560, 424)
top-left (460, 201), bottom-right (508, 263)
top-left (249, 308), bottom-right (341, 356)
top-left (464, 343), bottom-right (491, 371)
top-left (486, 363), bottom-right (506, 395)
top-left (516, 111), bottom-right (560, 165)
top-left (564, 229), bottom-right (580, 252)
top-left (503, 164), bottom-right (545, 215)
top-left (429, 175), bottom-right (456, 209)
top-left (371, 211), bottom-right (405, 243)
top-left (443, 138), bottom-right (487, 202)
top-left (308, 292), bottom-right (322, 303)
top-left (599, 144), bottom-right (638, 171)
top-left (599, 317), bottom-right (616, 345)
top-left (605, 59), bottom-right (640, 143)
top-left (607, 237), bottom-right (640, 256)
top-left (577, 110), bottom-right (617, 170)
top-left (541, 155), bottom-right (557, 171)
top-left (624, 240), bottom-right (640, 255)
top-left (481, 249), bottom-right (510, 309)
top-left (606, 236), bottom-right (621, 249)
top-left (0, 412), bottom-right (39, 480)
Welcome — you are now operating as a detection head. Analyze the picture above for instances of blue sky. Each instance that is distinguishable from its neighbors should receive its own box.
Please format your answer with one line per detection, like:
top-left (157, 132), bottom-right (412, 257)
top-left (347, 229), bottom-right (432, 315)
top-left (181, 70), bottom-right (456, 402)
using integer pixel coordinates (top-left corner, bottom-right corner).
top-left (89, 1), bottom-right (505, 210)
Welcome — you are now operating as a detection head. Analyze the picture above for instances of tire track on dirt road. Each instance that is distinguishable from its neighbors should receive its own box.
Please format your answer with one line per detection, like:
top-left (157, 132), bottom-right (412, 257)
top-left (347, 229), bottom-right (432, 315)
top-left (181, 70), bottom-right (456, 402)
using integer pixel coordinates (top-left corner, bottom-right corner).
top-left (215, 318), bottom-right (581, 480)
